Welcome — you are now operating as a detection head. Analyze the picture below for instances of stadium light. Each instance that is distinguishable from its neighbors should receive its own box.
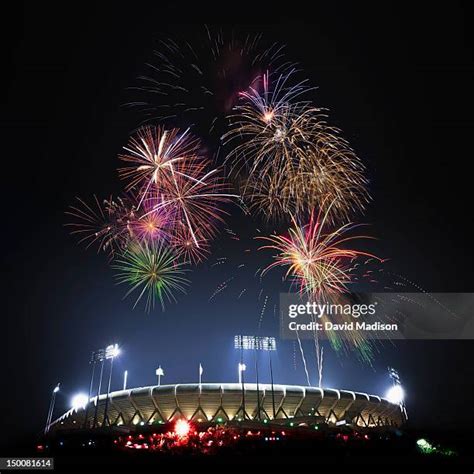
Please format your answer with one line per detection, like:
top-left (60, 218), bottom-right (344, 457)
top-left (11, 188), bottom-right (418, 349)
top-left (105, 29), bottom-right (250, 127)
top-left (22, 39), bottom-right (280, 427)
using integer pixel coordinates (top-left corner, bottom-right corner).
top-left (235, 335), bottom-right (276, 421)
top-left (105, 343), bottom-right (120, 359)
top-left (234, 335), bottom-right (276, 351)
top-left (238, 362), bottom-right (246, 384)
top-left (103, 344), bottom-right (121, 427)
top-left (385, 384), bottom-right (404, 405)
top-left (44, 383), bottom-right (60, 434)
top-left (71, 393), bottom-right (89, 411)
top-left (156, 366), bottom-right (164, 386)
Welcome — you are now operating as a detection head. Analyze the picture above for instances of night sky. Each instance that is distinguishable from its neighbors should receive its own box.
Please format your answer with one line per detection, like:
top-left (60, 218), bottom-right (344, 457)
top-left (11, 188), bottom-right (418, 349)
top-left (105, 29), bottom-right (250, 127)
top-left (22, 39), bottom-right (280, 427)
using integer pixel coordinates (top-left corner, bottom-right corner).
top-left (2, 2), bottom-right (474, 450)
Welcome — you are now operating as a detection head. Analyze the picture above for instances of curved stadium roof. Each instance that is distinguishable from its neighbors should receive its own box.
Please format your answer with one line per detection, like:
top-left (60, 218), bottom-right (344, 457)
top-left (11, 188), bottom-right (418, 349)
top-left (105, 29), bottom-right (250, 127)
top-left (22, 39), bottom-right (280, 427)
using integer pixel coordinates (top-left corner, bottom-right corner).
top-left (51, 383), bottom-right (405, 430)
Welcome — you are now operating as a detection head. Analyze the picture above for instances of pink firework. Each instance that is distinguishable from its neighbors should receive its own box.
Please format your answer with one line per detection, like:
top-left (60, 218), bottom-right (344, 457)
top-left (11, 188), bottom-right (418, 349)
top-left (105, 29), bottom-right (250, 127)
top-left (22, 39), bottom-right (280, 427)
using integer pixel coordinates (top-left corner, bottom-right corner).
top-left (130, 190), bottom-right (175, 243)
top-left (147, 159), bottom-right (238, 247)
top-left (118, 125), bottom-right (205, 207)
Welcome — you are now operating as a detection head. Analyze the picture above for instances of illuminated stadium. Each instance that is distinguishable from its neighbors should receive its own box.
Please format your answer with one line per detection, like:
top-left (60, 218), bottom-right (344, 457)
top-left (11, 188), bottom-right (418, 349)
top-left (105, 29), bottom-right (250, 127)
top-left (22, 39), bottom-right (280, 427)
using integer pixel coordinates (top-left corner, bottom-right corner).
top-left (50, 383), bottom-right (405, 431)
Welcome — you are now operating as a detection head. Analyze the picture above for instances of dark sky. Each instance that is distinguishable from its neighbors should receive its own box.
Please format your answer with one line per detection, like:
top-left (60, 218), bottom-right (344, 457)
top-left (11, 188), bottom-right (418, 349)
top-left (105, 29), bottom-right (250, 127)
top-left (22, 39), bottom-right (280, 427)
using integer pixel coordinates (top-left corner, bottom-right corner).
top-left (2, 2), bottom-right (474, 449)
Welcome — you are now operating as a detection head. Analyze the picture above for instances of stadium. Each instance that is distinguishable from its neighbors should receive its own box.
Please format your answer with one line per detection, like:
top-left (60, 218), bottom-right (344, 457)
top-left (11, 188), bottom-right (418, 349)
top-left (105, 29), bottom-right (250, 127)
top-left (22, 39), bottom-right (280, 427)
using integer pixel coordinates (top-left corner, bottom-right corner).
top-left (50, 383), bottom-right (405, 432)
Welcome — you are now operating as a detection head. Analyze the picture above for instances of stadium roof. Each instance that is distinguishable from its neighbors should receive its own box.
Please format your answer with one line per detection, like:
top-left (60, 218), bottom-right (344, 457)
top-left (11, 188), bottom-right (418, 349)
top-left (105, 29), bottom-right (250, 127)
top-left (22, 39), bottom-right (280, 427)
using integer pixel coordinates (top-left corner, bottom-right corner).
top-left (51, 383), bottom-right (405, 431)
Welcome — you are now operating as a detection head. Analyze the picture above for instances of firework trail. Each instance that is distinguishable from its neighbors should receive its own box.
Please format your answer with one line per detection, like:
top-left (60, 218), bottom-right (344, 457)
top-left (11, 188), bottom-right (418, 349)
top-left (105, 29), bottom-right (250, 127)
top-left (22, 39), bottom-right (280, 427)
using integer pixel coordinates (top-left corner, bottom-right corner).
top-left (209, 277), bottom-right (235, 302)
top-left (257, 295), bottom-right (268, 330)
top-left (296, 331), bottom-right (311, 385)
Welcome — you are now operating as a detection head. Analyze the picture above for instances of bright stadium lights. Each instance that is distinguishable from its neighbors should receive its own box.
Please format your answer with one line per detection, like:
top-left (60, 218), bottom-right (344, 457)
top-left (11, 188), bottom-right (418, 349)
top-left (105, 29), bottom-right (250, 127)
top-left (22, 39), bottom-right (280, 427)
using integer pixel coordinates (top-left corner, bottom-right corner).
top-left (385, 384), bottom-right (404, 405)
top-left (103, 344), bottom-right (121, 427)
top-left (386, 367), bottom-right (408, 420)
top-left (234, 335), bottom-right (276, 351)
top-left (71, 393), bottom-right (89, 411)
top-left (45, 383), bottom-right (60, 434)
top-left (105, 343), bottom-right (120, 359)
top-left (238, 363), bottom-right (246, 385)
top-left (156, 366), bottom-right (164, 386)
top-left (234, 336), bottom-right (276, 421)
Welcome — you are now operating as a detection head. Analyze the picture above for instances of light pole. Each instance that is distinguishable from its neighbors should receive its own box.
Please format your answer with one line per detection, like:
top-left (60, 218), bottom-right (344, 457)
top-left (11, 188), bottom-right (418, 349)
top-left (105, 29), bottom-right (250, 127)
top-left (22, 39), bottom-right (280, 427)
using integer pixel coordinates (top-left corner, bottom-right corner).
top-left (123, 370), bottom-right (128, 390)
top-left (103, 344), bottom-right (120, 427)
top-left (234, 335), bottom-right (277, 420)
top-left (269, 352), bottom-right (276, 418)
top-left (387, 367), bottom-right (408, 421)
top-left (238, 363), bottom-right (246, 419)
top-left (44, 383), bottom-right (60, 434)
top-left (255, 351), bottom-right (261, 420)
top-left (83, 351), bottom-right (99, 429)
top-left (92, 348), bottom-right (106, 428)
top-left (156, 366), bottom-right (164, 386)
top-left (238, 362), bottom-right (246, 384)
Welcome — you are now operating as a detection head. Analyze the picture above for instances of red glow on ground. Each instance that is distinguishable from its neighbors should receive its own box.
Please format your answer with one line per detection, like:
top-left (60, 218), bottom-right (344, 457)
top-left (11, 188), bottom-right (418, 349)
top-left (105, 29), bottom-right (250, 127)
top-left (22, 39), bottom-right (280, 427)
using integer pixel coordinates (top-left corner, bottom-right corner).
top-left (174, 419), bottom-right (191, 437)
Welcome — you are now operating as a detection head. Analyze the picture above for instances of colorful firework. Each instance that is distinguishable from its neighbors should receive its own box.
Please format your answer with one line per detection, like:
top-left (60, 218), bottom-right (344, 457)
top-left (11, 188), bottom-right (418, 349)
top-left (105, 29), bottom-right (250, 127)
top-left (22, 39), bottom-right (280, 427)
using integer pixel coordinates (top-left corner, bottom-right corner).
top-left (148, 160), bottom-right (238, 246)
top-left (258, 206), bottom-right (381, 361)
top-left (129, 190), bottom-right (174, 243)
top-left (127, 27), bottom-right (292, 138)
top-left (258, 207), bottom-right (380, 298)
top-left (223, 72), bottom-right (369, 223)
top-left (171, 225), bottom-right (211, 265)
top-left (65, 195), bottom-right (135, 257)
top-left (113, 241), bottom-right (189, 312)
top-left (223, 71), bottom-right (314, 178)
top-left (118, 125), bottom-right (204, 205)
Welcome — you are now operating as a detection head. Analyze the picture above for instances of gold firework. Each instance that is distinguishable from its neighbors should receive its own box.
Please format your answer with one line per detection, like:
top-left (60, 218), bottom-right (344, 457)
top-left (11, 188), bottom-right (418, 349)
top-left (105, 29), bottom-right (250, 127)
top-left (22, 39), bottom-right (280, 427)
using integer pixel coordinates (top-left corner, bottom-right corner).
top-left (224, 72), bottom-right (369, 223)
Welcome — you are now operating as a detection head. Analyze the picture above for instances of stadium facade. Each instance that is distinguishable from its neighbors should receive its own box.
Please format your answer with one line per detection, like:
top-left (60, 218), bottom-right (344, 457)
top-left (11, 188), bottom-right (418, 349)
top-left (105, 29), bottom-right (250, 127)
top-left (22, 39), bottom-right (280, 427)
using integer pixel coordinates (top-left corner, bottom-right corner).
top-left (50, 383), bottom-right (405, 431)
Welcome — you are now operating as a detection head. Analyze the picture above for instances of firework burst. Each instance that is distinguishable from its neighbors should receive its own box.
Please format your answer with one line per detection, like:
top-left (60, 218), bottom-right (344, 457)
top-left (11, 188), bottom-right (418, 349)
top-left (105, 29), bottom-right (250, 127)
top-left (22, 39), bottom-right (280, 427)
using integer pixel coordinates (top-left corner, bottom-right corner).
top-left (171, 225), bottom-right (211, 265)
top-left (118, 125), bottom-right (204, 205)
top-left (113, 241), bottom-right (189, 312)
top-left (148, 160), bottom-right (238, 246)
top-left (65, 195), bottom-right (135, 258)
top-left (258, 206), bottom-right (382, 362)
top-left (223, 71), bottom-right (314, 178)
top-left (127, 27), bottom-right (292, 138)
top-left (224, 72), bottom-right (369, 223)
top-left (129, 190), bottom-right (174, 243)
top-left (258, 207), bottom-right (380, 298)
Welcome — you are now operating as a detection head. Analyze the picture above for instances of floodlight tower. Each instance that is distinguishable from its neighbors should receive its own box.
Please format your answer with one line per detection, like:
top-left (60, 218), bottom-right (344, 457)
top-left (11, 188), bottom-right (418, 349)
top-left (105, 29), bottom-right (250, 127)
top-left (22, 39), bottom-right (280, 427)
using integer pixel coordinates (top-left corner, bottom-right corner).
top-left (387, 367), bottom-right (408, 421)
top-left (92, 348), bottom-right (106, 428)
top-left (83, 349), bottom-right (102, 429)
top-left (234, 335), bottom-right (277, 420)
top-left (103, 344), bottom-right (120, 427)
top-left (44, 383), bottom-right (60, 434)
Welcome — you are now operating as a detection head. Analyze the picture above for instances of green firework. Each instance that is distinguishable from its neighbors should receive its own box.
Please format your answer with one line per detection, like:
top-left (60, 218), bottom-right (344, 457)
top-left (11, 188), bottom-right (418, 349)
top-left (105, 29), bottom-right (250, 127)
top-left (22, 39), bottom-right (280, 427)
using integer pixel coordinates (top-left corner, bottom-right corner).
top-left (113, 241), bottom-right (189, 312)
